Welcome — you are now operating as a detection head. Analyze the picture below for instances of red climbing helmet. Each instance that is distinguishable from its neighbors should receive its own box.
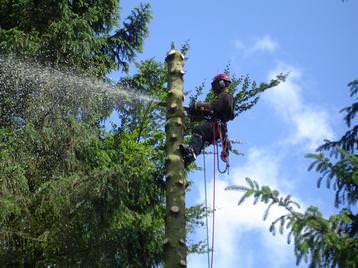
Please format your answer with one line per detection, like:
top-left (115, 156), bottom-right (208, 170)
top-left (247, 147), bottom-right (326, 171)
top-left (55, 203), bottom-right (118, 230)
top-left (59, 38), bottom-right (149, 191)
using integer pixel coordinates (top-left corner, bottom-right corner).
top-left (212, 73), bottom-right (231, 83)
top-left (211, 73), bottom-right (231, 92)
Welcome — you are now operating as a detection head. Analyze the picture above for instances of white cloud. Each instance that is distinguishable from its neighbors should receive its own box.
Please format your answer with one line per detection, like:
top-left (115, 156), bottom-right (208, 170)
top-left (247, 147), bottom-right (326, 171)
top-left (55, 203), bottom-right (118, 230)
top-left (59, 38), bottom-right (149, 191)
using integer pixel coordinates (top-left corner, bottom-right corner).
top-left (235, 35), bottom-right (279, 57)
top-left (189, 148), bottom-right (303, 268)
top-left (265, 63), bottom-right (335, 150)
top-left (292, 109), bottom-right (333, 150)
top-left (253, 35), bottom-right (279, 53)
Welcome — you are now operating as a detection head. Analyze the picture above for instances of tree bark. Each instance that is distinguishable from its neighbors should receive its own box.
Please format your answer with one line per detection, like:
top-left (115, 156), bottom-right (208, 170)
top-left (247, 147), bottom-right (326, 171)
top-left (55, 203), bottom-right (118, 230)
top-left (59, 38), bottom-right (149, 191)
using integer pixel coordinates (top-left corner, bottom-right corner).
top-left (164, 49), bottom-right (187, 268)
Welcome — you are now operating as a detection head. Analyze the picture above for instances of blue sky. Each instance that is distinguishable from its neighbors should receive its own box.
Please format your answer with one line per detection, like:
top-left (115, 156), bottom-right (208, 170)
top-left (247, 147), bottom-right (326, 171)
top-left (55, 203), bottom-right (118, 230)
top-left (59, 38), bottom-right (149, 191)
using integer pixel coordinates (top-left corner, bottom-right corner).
top-left (113, 1), bottom-right (358, 267)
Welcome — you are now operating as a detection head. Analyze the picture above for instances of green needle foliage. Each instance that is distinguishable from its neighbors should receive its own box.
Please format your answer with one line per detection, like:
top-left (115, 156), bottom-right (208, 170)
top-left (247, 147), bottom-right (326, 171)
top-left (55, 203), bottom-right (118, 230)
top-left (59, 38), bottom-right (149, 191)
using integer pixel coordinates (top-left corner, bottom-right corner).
top-left (226, 80), bottom-right (358, 268)
top-left (0, 1), bottom-right (169, 267)
top-left (0, 0), bottom-right (151, 76)
top-left (0, 58), bottom-right (167, 266)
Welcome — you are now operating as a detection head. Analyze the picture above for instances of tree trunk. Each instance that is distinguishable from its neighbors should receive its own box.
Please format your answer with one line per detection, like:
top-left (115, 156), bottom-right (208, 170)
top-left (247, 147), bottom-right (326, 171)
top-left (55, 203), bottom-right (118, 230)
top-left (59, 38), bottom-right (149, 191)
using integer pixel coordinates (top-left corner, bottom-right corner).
top-left (164, 49), bottom-right (187, 268)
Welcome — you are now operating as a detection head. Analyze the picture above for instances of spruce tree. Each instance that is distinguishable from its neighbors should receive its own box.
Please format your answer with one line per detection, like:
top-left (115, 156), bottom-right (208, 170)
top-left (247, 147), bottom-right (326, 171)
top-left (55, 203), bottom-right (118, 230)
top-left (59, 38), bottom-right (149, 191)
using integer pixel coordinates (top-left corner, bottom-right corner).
top-left (0, 0), bottom-right (151, 76)
top-left (0, 1), bottom-right (167, 267)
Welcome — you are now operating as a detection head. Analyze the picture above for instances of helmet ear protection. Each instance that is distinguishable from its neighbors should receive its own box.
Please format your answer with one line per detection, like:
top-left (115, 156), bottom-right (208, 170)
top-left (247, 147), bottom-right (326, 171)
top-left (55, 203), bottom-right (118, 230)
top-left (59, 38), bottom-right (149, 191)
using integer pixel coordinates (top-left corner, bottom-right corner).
top-left (212, 73), bottom-right (231, 93)
top-left (218, 80), bottom-right (226, 88)
top-left (211, 79), bottom-right (226, 94)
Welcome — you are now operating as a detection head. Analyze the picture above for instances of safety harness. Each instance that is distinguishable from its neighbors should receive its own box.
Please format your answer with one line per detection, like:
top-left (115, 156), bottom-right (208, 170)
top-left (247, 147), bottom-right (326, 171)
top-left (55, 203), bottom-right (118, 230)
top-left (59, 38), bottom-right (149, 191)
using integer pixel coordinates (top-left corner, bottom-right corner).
top-left (185, 105), bottom-right (231, 173)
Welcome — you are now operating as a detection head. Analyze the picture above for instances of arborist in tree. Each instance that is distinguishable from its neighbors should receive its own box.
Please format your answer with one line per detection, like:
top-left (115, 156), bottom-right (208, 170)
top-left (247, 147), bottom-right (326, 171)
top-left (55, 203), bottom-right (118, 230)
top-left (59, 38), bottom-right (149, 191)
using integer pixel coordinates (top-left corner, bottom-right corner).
top-left (180, 73), bottom-right (235, 168)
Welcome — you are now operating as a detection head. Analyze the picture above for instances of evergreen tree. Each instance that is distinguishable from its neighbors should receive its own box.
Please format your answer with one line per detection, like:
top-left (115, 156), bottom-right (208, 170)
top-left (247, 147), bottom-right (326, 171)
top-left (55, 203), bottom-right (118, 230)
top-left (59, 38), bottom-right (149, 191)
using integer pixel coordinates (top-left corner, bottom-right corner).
top-left (0, 0), bottom-right (151, 76)
top-left (227, 80), bottom-right (358, 268)
top-left (0, 59), bottom-right (168, 267)
top-left (0, 1), bottom-right (167, 267)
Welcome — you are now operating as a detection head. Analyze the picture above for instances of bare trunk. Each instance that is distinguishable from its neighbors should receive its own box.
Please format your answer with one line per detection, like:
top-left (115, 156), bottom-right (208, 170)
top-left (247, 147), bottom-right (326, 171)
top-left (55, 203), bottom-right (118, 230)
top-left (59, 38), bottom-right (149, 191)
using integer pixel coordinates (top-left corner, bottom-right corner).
top-left (164, 49), bottom-right (187, 268)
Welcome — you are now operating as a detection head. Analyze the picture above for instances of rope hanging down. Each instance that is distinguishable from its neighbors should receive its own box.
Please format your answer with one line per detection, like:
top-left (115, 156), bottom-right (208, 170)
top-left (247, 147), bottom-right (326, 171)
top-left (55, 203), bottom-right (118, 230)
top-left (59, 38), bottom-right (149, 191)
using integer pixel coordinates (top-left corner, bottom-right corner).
top-left (211, 125), bottom-right (217, 268)
top-left (202, 121), bottom-right (230, 268)
top-left (202, 147), bottom-right (211, 268)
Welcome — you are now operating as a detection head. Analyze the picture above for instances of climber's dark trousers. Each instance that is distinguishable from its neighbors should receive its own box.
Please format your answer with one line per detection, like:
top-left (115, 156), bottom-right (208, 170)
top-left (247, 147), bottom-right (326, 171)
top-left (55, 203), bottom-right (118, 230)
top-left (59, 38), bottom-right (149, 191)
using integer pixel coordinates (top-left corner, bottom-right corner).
top-left (188, 134), bottom-right (203, 156)
top-left (190, 121), bottom-right (227, 157)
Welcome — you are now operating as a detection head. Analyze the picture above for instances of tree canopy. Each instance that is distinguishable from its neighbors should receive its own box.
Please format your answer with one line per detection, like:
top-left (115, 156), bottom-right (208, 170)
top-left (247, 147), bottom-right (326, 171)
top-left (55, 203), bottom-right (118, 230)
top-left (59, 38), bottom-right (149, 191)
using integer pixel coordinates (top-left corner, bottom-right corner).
top-left (0, 1), bottom-right (166, 266)
top-left (0, 0), bottom-right (151, 76)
